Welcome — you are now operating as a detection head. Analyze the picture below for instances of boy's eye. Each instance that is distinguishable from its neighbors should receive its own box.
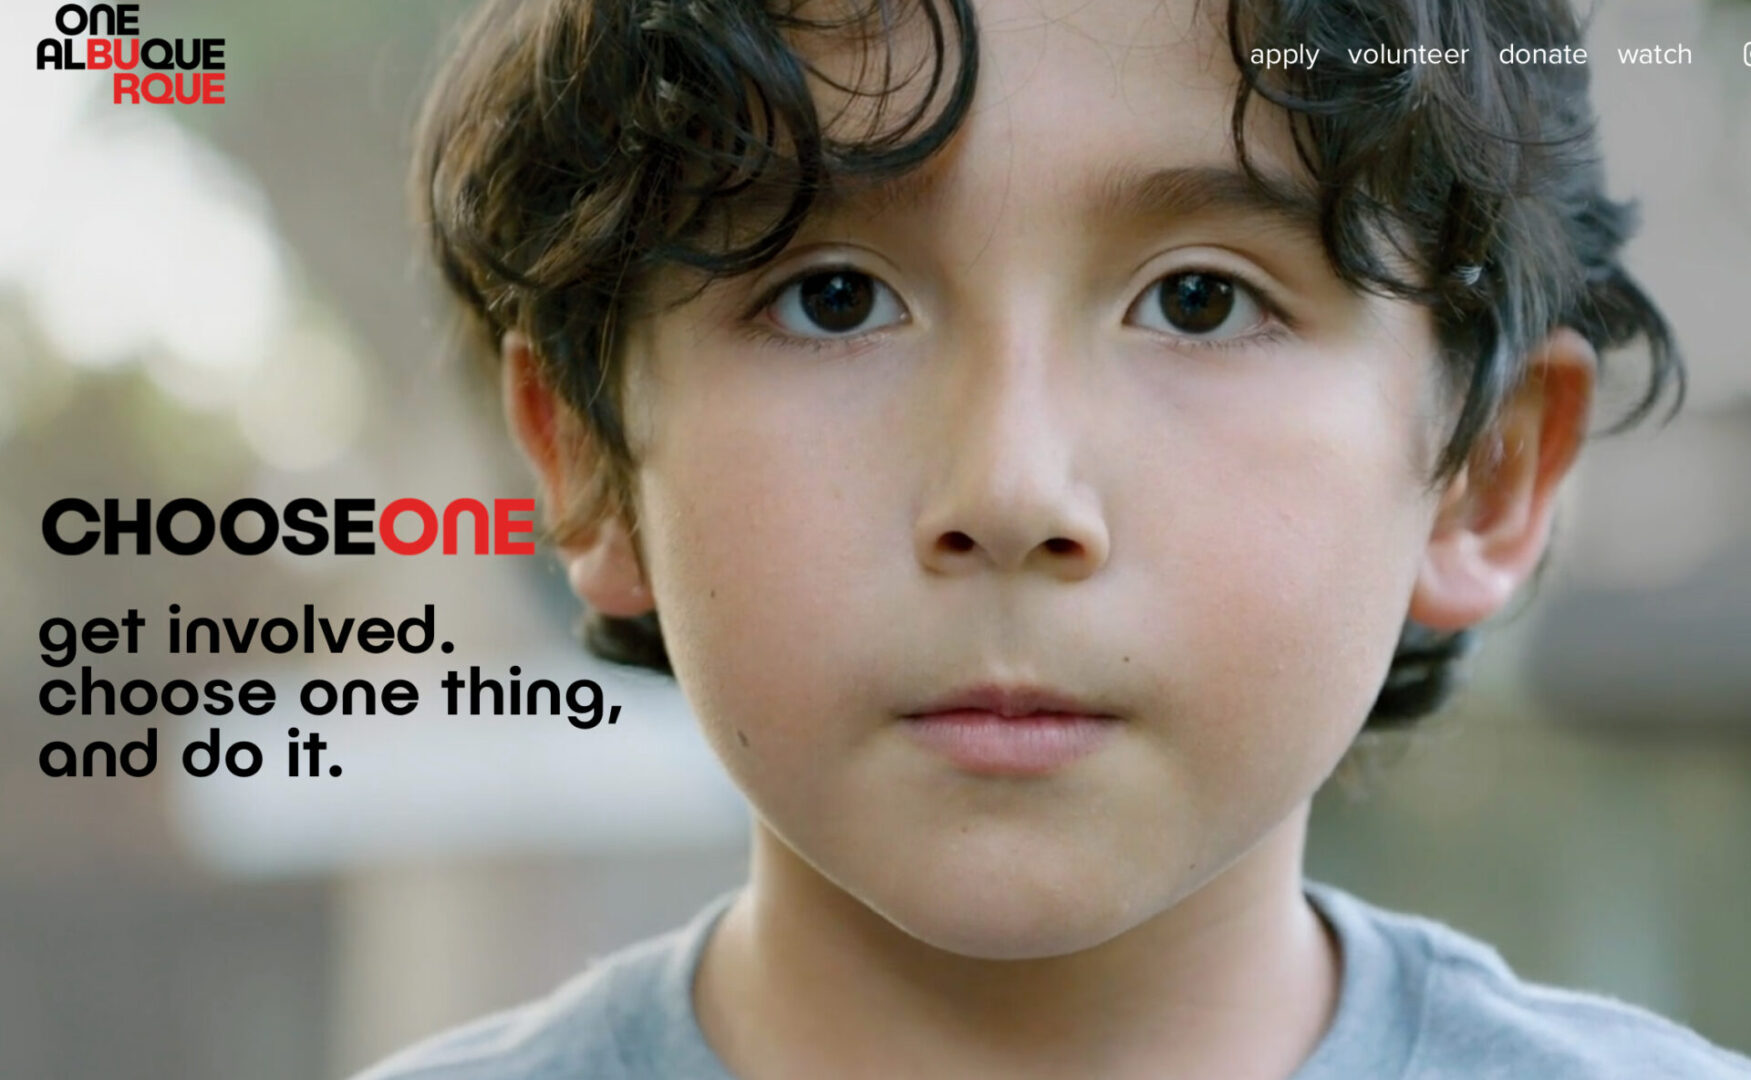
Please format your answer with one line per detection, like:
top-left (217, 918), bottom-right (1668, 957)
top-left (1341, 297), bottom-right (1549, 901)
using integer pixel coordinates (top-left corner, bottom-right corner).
top-left (766, 268), bottom-right (907, 338)
top-left (1127, 271), bottom-right (1268, 342)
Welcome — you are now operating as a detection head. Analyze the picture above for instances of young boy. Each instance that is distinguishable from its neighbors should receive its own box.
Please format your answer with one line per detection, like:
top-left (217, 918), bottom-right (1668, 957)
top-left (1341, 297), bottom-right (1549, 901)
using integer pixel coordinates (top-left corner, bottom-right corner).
top-left (362, 0), bottom-right (1750, 1076)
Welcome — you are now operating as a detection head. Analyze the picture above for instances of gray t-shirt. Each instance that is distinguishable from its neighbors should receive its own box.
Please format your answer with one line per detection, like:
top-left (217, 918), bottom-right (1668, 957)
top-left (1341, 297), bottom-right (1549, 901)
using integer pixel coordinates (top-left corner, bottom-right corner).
top-left (352, 882), bottom-right (1751, 1079)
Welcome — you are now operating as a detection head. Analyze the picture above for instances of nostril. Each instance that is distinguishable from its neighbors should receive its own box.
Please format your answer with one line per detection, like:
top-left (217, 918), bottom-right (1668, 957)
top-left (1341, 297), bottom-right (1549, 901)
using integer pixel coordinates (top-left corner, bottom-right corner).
top-left (940, 532), bottom-right (976, 553)
top-left (1044, 538), bottom-right (1079, 555)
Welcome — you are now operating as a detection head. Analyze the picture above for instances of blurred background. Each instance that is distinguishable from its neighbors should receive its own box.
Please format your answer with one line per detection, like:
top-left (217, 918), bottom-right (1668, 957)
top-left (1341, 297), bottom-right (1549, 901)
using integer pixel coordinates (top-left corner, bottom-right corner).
top-left (0, 0), bottom-right (1747, 1076)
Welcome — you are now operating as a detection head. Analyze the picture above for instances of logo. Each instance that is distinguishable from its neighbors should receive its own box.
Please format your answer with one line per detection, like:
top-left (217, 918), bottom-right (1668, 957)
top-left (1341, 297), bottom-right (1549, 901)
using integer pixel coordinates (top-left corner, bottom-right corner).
top-left (34, 3), bottom-right (226, 105)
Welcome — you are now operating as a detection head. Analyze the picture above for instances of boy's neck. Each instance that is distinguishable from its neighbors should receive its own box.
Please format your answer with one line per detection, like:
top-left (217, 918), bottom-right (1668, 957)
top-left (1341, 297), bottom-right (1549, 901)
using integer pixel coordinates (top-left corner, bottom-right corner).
top-left (694, 802), bottom-right (1339, 1080)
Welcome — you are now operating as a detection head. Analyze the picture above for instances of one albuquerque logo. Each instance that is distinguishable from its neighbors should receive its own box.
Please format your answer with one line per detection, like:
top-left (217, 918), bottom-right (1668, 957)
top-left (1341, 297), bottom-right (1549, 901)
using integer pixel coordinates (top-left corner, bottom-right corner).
top-left (35, 3), bottom-right (226, 105)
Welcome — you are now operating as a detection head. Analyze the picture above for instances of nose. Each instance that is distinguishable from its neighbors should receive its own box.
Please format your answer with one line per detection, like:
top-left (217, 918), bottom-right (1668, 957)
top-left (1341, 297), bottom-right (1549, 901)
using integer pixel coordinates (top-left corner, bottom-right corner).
top-left (913, 327), bottom-right (1111, 581)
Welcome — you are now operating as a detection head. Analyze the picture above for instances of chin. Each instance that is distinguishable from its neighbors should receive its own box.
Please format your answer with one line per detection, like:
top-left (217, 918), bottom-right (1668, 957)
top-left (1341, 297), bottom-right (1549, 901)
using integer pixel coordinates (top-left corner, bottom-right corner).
top-left (856, 851), bottom-right (1166, 961)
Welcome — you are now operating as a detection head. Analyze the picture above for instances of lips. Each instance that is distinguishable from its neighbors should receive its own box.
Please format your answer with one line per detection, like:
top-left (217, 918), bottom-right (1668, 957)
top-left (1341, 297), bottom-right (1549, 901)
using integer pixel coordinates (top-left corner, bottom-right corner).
top-left (899, 683), bottom-right (1121, 776)
top-left (900, 683), bottom-right (1118, 720)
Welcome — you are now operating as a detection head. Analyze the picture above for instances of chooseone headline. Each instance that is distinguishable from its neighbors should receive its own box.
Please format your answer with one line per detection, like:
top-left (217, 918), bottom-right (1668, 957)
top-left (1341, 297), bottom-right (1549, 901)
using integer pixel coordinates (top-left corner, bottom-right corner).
top-left (42, 498), bottom-right (540, 556)
top-left (33, 496), bottom-right (612, 784)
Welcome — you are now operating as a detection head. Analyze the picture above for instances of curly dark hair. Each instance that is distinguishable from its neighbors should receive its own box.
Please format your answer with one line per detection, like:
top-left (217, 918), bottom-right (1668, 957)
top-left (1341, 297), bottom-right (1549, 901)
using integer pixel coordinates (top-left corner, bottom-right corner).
top-left (411, 0), bottom-right (1681, 729)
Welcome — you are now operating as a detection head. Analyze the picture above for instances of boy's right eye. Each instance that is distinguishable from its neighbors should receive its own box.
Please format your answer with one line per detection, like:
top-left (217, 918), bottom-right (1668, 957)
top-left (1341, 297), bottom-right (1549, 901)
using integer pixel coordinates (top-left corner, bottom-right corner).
top-left (763, 268), bottom-right (908, 339)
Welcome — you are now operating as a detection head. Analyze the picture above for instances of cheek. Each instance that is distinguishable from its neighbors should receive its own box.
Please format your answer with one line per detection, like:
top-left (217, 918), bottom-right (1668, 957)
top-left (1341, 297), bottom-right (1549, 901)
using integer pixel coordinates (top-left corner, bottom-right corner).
top-left (1129, 359), bottom-right (1434, 783)
top-left (630, 371), bottom-right (893, 777)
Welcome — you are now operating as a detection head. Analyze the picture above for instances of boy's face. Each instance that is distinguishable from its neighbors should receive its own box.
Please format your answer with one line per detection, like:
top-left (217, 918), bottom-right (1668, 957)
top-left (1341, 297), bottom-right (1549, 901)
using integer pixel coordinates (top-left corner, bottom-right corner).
top-left (525, 0), bottom-right (1581, 959)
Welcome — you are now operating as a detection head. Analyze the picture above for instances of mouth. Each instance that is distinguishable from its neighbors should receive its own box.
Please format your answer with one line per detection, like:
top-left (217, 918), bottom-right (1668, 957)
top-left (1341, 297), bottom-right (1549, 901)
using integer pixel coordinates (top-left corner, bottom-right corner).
top-left (899, 683), bottom-right (1121, 777)
top-left (900, 683), bottom-right (1119, 720)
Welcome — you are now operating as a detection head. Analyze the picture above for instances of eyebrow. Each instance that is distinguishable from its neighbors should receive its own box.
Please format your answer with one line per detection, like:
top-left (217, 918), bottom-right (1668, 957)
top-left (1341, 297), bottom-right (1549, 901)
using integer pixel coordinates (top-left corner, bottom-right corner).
top-left (808, 161), bottom-right (1322, 237)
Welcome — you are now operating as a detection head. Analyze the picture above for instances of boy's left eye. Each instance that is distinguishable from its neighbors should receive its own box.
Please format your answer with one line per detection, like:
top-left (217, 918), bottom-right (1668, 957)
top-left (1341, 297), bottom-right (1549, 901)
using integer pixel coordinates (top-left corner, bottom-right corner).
top-left (1126, 271), bottom-right (1270, 343)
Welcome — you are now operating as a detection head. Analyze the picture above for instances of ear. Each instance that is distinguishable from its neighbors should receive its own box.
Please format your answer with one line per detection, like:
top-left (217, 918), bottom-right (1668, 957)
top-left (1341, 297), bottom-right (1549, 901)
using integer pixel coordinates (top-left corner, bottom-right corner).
top-left (501, 331), bottom-right (655, 619)
top-left (1408, 327), bottom-right (1596, 632)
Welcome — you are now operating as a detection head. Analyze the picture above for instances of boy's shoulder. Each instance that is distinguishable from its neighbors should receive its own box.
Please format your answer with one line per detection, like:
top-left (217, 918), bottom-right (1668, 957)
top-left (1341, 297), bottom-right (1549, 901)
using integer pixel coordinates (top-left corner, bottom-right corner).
top-left (347, 889), bottom-right (739, 1080)
top-left (1303, 882), bottom-right (1751, 1080)
top-left (349, 881), bottom-right (1751, 1080)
